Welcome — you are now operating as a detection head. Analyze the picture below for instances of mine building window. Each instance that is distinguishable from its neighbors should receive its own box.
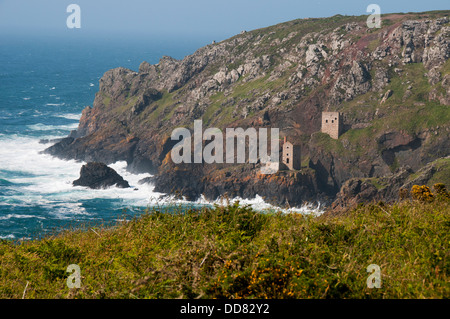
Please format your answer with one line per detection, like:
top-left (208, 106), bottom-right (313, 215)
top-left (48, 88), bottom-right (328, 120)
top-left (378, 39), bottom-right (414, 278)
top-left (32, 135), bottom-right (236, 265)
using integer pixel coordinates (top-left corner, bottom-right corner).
top-left (332, 120), bottom-right (334, 123)
top-left (326, 120), bottom-right (328, 123)
top-left (287, 158), bottom-right (290, 164)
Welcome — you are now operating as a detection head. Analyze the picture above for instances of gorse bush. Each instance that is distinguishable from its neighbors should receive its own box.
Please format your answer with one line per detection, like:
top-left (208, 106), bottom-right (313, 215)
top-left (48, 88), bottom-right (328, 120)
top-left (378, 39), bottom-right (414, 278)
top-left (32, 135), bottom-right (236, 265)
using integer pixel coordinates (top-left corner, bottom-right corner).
top-left (411, 185), bottom-right (434, 202)
top-left (0, 197), bottom-right (448, 299)
top-left (434, 183), bottom-right (449, 199)
top-left (400, 184), bottom-right (450, 202)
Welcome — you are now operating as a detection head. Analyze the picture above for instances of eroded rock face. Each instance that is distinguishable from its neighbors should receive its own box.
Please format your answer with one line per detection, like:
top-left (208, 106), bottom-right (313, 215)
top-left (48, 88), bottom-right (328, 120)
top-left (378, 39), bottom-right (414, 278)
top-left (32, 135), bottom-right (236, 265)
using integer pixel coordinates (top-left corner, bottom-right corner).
top-left (330, 61), bottom-right (372, 105)
top-left (329, 156), bottom-right (450, 215)
top-left (73, 162), bottom-right (130, 189)
top-left (45, 12), bottom-right (450, 207)
top-left (331, 178), bottom-right (379, 211)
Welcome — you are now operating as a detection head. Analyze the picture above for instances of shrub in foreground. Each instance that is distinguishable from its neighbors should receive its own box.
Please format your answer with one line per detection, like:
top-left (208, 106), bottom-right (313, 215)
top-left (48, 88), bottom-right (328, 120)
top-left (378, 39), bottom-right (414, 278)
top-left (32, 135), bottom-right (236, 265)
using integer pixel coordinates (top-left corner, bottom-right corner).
top-left (0, 199), bottom-right (448, 299)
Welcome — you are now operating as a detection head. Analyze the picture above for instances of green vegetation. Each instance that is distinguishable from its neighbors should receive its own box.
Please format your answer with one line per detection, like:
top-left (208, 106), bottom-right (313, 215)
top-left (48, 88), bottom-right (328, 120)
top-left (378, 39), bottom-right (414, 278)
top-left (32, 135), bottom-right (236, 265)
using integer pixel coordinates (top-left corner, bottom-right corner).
top-left (231, 72), bottom-right (285, 100)
top-left (312, 132), bottom-right (346, 155)
top-left (325, 58), bottom-right (449, 163)
top-left (0, 197), bottom-right (448, 299)
top-left (202, 71), bottom-right (292, 127)
top-left (427, 158), bottom-right (450, 187)
top-left (367, 38), bottom-right (381, 52)
top-left (146, 91), bottom-right (176, 123)
top-left (203, 91), bottom-right (225, 125)
top-left (339, 62), bottom-right (449, 135)
top-left (100, 92), bottom-right (111, 107)
top-left (385, 63), bottom-right (429, 104)
top-left (364, 177), bottom-right (386, 190)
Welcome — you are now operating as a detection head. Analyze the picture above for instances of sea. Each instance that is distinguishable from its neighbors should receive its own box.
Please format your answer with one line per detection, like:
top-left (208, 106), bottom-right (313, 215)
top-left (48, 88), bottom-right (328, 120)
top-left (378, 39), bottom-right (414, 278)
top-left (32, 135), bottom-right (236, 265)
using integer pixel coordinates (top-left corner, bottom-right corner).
top-left (0, 34), bottom-right (322, 240)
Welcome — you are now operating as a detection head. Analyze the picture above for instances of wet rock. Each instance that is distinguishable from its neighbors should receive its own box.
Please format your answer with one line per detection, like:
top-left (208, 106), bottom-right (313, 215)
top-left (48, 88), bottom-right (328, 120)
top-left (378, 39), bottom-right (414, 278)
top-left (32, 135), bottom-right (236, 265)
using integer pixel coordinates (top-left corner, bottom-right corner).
top-left (73, 162), bottom-right (130, 189)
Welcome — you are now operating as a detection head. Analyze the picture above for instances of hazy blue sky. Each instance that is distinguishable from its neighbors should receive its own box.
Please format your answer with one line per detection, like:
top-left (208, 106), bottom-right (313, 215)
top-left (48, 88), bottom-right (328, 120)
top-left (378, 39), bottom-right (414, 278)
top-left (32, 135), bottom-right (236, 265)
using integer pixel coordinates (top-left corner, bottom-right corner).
top-left (0, 0), bottom-right (448, 40)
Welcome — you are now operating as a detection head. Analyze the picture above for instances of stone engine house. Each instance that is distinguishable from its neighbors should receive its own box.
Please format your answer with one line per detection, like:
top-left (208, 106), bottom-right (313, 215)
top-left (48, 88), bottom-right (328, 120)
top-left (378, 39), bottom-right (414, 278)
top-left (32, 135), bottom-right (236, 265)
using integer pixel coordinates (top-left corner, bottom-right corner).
top-left (282, 137), bottom-right (301, 170)
top-left (321, 112), bottom-right (342, 139)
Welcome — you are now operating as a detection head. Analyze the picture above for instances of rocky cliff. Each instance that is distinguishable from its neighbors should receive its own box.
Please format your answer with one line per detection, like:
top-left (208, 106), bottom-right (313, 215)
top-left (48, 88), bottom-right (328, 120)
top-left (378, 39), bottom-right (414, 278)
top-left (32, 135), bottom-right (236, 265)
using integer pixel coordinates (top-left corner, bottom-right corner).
top-left (45, 11), bottom-right (450, 208)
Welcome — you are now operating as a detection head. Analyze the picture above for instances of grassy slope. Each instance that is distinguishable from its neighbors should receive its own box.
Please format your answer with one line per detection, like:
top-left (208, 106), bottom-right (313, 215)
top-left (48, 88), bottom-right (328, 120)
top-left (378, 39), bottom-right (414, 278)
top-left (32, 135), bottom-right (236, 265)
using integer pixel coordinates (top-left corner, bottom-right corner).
top-left (199, 11), bottom-right (449, 165)
top-left (311, 60), bottom-right (450, 173)
top-left (125, 11), bottom-right (448, 132)
top-left (0, 198), bottom-right (448, 299)
top-left (337, 61), bottom-right (450, 135)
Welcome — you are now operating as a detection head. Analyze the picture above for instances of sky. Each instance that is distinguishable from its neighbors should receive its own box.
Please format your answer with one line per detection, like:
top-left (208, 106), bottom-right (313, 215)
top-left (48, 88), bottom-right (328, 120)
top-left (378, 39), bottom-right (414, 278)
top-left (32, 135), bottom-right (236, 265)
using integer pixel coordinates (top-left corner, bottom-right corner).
top-left (0, 0), bottom-right (448, 41)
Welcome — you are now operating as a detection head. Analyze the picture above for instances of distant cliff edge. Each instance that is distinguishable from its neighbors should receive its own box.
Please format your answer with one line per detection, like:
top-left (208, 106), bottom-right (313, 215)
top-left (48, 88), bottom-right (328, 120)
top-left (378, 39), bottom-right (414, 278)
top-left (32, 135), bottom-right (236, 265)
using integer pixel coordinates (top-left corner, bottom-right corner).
top-left (45, 11), bottom-right (450, 209)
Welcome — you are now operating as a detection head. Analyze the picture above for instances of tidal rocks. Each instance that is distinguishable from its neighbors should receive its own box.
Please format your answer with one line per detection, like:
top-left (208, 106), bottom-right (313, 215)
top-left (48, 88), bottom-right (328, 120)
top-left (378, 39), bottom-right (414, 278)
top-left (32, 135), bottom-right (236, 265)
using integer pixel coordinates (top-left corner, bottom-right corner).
top-left (73, 162), bottom-right (130, 189)
top-left (43, 137), bottom-right (74, 155)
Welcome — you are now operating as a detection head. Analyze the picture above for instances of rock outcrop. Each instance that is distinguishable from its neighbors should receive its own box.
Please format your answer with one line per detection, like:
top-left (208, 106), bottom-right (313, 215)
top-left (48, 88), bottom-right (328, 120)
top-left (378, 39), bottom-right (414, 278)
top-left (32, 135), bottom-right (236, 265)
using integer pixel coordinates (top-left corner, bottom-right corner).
top-left (73, 162), bottom-right (130, 189)
top-left (330, 156), bottom-right (450, 214)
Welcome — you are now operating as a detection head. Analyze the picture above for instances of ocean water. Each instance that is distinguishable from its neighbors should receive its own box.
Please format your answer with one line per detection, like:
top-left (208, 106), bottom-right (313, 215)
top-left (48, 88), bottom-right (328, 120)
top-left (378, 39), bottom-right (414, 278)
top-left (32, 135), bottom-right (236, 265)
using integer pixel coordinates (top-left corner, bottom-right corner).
top-left (0, 34), bottom-right (322, 240)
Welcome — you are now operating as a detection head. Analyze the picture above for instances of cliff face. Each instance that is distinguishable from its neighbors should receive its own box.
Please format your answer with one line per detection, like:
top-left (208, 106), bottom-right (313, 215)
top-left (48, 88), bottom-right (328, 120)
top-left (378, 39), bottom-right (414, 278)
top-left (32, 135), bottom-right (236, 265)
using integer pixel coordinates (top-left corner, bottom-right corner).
top-left (45, 11), bottom-right (450, 207)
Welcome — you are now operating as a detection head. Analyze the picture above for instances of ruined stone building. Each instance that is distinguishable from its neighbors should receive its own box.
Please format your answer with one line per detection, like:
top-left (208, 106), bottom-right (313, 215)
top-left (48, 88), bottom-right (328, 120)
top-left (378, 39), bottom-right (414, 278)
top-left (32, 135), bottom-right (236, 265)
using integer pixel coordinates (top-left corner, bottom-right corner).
top-left (282, 137), bottom-right (301, 170)
top-left (321, 111), bottom-right (342, 139)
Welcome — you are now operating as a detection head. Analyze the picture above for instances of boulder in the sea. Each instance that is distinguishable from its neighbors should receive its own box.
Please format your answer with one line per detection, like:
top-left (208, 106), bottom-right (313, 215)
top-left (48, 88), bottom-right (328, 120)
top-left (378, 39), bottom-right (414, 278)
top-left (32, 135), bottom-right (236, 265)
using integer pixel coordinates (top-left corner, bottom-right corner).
top-left (137, 176), bottom-right (154, 185)
top-left (73, 162), bottom-right (130, 189)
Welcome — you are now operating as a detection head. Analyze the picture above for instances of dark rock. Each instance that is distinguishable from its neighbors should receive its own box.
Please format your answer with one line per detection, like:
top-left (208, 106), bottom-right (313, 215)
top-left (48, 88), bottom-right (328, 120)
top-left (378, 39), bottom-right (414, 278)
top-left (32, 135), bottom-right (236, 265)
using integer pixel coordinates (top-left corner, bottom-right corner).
top-left (328, 156), bottom-right (449, 215)
top-left (39, 137), bottom-right (64, 145)
top-left (138, 176), bottom-right (154, 185)
top-left (331, 178), bottom-right (379, 212)
top-left (130, 88), bottom-right (162, 116)
top-left (42, 137), bottom-right (74, 155)
top-left (68, 129), bottom-right (81, 139)
top-left (73, 162), bottom-right (130, 189)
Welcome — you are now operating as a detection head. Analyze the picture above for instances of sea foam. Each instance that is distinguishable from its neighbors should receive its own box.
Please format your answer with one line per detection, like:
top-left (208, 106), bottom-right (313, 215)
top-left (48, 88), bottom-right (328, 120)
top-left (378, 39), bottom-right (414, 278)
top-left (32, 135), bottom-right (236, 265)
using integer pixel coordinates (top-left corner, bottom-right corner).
top-left (0, 130), bottom-right (322, 239)
top-left (27, 123), bottom-right (78, 131)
